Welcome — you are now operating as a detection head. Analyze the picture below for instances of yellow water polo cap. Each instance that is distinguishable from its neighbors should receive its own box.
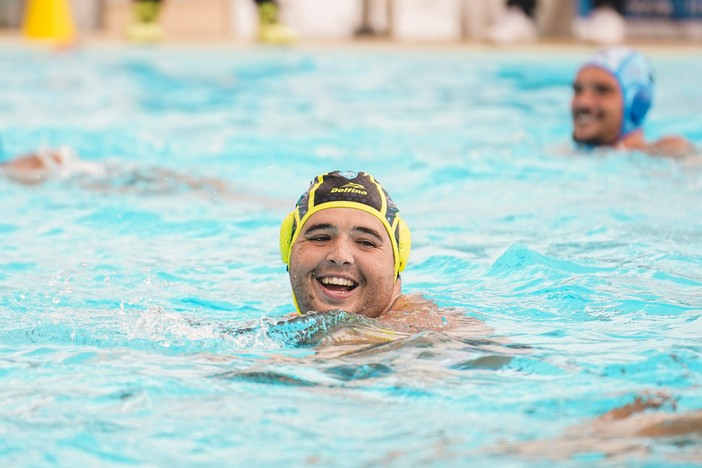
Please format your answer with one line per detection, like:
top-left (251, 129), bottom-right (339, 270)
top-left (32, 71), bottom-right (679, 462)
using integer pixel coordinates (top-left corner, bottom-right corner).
top-left (280, 170), bottom-right (411, 280)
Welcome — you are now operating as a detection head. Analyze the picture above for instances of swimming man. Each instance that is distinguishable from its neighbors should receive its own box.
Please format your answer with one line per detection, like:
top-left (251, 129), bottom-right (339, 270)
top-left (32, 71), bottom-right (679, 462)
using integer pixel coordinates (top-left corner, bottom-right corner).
top-left (279, 170), bottom-right (486, 335)
top-left (0, 140), bottom-right (235, 197)
top-left (571, 46), bottom-right (695, 157)
top-left (0, 141), bottom-right (76, 185)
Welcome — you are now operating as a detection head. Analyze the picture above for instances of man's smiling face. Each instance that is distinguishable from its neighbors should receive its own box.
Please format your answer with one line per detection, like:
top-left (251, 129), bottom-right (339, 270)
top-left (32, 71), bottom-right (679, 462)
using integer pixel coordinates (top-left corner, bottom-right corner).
top-left (572, 66), bottom-right (623, 146)
top-left (288, 207), bottom-right (399, 318)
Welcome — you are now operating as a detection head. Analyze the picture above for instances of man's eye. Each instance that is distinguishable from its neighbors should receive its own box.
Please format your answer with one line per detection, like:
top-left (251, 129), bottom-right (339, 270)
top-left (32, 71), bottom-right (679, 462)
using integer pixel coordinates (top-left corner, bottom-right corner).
top-left (572, 84), bottom-right (582, 93)
top-left (309, 235), bottom-right (329, 242)
top-left (357, 240), bottom-right (376, 248)
top-left (594, 85), bottom-right (612, 94)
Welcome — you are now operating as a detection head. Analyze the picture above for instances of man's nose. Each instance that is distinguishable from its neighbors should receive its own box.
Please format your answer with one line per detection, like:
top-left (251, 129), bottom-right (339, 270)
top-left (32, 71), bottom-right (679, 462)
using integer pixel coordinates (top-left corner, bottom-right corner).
top-left (326, 238), bottom-right (355, 266)
top-left (573, 89), bottom-right (595, 108)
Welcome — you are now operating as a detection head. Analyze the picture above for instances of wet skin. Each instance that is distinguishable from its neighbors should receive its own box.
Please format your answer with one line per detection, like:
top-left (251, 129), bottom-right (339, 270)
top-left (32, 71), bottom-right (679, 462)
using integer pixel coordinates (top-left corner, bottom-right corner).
top-left (571, 66), bottom-right (623, 146)
top-left (288, 208), bottom-right (401, 318)
top-left (0, 151), bottom-right (65, 185)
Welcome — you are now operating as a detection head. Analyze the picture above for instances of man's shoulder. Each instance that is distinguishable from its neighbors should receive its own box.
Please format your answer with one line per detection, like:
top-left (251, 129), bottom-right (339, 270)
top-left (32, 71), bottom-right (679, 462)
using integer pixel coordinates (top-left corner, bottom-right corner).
top-left (389, 293), bottom-right (438, 313)
top-left (384, 293), bottom-right (497, 336)
top-left (645, 135), bottom-right (696, 158)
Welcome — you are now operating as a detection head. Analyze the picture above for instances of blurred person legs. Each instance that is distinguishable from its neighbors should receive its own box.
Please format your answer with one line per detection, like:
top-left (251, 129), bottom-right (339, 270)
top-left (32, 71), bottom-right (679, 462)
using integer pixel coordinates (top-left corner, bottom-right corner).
top-left (487, 0), bottom-right (625, 44)
top-left (255, 0), bottom-right (297, 44)
top-left (574, 0), bottom-right (626, 44)
top-left (486, 0), bottom-right (538, 44)
top-left (126, 0), bottom-right (164, 42)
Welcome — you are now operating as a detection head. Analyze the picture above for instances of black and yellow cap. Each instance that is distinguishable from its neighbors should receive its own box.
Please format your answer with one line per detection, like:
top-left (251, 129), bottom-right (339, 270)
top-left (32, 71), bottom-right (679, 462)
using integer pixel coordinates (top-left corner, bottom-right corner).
top-left (280, 170), bottom-right (411, 279)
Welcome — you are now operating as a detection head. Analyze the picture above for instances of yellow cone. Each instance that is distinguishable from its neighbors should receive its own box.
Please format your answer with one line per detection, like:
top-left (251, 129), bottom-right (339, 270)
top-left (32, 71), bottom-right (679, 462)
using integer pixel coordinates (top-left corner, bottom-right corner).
top-left (22, 0), bottom-right (77, 44)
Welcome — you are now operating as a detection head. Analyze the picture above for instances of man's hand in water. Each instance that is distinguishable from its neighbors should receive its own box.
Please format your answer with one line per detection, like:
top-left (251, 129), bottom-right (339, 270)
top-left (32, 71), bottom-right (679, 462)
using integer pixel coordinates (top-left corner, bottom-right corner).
top-left (1, 150), bottom-right (62, 184)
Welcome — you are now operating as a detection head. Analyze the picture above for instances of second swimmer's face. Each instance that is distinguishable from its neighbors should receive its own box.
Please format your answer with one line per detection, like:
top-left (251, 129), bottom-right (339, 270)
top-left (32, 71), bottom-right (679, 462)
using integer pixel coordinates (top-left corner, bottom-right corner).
top-left (571, 67), bottom-right (623, 146)
top-left (288, 207), bottom-right (399, 318)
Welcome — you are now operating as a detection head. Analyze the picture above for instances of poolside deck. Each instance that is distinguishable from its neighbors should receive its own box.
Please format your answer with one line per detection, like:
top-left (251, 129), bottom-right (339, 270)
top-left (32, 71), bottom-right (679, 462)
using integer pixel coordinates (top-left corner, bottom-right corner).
top-left (1, 31), bottom-right (700, 57)
top-left (0, 6), bottom-right (702, 53)
top-left (2, 0), bottom-right (702, 54)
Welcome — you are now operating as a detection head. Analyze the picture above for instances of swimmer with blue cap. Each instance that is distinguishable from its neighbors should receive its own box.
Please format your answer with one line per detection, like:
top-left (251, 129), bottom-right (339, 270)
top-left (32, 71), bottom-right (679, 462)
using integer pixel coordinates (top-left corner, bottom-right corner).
top-left (572, 46), bottom-right (694, 157)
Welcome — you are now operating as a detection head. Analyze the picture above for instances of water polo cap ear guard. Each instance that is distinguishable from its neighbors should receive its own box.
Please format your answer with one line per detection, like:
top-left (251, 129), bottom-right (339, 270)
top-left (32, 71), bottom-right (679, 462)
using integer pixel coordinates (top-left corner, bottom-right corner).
top-left (280, 170), bottom-right (411, 280)
top-left (582, 46), bottom-right (655, 138)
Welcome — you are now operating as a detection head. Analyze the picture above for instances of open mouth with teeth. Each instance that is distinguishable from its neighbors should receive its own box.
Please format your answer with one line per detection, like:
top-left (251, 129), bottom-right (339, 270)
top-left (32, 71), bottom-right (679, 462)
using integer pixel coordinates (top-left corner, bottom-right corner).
top-left (317, 276), bottom-right (359, 293)
top-left (573, 109), bottom-right (600, 124)
top-left (574, 113), bottom-right (595, 123)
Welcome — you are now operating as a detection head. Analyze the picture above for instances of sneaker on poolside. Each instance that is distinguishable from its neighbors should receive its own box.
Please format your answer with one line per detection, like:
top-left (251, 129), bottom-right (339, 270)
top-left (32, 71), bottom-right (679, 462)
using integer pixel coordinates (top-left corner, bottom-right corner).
top-left (573, 7), bottom-right (625, 44)
top-left (486, 7), bottom-right (538, 44)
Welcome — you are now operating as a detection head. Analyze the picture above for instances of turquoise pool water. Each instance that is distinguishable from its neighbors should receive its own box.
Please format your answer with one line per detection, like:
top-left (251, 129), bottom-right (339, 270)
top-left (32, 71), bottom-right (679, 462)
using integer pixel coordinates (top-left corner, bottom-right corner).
top-left (1, 45), bottom-right (701, 467)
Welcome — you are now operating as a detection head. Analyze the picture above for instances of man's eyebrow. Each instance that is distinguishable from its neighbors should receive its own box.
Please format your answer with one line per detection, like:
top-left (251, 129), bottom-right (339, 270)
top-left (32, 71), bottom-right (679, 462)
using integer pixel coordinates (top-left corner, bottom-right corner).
top-left (302, 223), bottom-right (335, 234)
top-left (352, 226), bottom-right (384, 242)
top-left (594, 82), bottom-right (615, 90)
top-left (302, 223), bottom-right (384, 242)
top-left (574, 81), bottom-right (614, 90)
